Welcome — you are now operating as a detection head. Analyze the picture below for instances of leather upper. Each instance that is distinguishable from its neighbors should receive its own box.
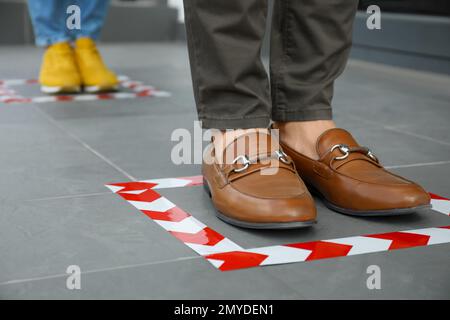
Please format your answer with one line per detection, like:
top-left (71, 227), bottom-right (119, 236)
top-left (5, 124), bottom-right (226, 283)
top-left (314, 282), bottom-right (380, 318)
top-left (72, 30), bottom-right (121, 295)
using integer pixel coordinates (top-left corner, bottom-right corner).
top-left (203, 132), bottom-right (317, 223)
top-left (282, 128), bottom-right (431, 211)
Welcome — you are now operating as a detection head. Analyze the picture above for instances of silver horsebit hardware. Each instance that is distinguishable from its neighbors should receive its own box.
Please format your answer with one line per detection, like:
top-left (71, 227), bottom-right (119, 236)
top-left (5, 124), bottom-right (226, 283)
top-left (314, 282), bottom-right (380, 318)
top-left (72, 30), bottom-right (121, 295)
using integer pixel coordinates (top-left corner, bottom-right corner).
top-left (330, 144), bottom-right (378, 162)
top-left (232, 150), bottom-right (290, 173)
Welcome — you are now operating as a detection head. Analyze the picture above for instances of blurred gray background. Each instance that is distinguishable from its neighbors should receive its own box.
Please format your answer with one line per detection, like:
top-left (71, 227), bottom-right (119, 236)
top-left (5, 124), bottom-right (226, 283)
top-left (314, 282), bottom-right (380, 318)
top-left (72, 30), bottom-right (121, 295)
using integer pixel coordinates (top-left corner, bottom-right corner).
top-left (1, 0), bottom-right (449, 74)
top-left (1, 0), bottom-right (450, 300)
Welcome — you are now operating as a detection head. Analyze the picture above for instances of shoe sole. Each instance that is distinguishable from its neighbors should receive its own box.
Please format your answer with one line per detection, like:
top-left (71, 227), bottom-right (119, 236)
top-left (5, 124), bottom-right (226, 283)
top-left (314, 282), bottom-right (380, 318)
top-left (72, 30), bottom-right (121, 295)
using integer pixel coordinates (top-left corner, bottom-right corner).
top-left (306, 183), bottom-right (431, 217)
top-left (41, 85), bottom-right (81, 94)
top-left (84, 84), bottom-right (119, 93)
top-left (203, 178), bottom-right (316, 229)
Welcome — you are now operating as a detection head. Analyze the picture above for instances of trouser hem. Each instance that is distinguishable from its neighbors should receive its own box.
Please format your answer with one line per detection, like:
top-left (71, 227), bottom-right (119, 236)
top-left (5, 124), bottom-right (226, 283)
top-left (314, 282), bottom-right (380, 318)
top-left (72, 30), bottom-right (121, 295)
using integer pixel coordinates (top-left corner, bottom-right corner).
top-left (35, 36), bottom-right (72, 47)
top-left (272, 108), bottom-right (332, 122)
top-left (200, 116), bottom-right (271, 129)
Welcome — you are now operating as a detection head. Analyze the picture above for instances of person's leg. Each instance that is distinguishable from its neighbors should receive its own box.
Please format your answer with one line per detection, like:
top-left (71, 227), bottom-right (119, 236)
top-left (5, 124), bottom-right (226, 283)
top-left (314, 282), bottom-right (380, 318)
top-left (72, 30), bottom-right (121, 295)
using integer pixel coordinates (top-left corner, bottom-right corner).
top-left (70, 0), bottom-right (118, 92)
top-left (270, 0), bottom-right (358, 159)
top-left (183, 0), bottom-right (317, 229)
top-left (69, 0), bottom-right (110, 40)
top-left (27, 0), bottom-right (70, 46)
top-left (184, 0), bottom-right (271, 130)
top-left (28, 0), bottom-right (81, 93)
top-left (270, 0), bottom-right (430, 215)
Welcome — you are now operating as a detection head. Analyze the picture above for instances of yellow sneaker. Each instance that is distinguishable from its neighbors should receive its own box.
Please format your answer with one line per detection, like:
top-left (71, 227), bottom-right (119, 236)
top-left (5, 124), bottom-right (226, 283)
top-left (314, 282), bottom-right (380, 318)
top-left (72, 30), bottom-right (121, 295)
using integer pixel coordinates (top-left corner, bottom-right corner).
top-left (39, 42), bottom-right (81, 94)
top-left (74, 37), bottom-right (119, 93)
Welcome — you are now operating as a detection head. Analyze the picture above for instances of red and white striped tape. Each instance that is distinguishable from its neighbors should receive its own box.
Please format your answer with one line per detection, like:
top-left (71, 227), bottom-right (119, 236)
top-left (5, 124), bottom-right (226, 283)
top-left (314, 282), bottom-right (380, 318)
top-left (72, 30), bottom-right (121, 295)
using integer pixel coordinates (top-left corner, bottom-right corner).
top-left (206, 226), bottom-right (450, 271)
top-left (0, 75), bottom-right (170, 104)
top-left (0, 79), bottom-right (38, 86)
top-left (430, 193), bottom-right (450, 216)
top-left (106, 176), bottom-right (243, 256)
top-left (106, 175), bottom-right (450, 271)
top-left (0, 75), bottom-right (126, 87)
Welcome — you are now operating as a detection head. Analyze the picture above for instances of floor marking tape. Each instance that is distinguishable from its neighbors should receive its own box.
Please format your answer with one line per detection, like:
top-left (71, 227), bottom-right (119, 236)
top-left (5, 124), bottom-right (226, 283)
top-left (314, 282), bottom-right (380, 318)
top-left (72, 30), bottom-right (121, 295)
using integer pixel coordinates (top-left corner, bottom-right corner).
top-left (106, 175), bottom-right (450, 271)
top-left (430, 193), bottom-right (450, 216)
top-left (206, 227), bottom-right (450, 271)
top-left (0, 75), bottom-right (170, 104)
top-left (105, 182), bottom-right (243, 256)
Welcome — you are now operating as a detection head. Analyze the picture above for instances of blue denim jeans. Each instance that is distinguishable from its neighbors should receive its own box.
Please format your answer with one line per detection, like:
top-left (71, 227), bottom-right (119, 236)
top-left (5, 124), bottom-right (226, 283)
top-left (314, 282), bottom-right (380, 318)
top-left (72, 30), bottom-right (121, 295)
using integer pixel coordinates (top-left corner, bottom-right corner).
top-left (28, 0), bottom-right (110, 46)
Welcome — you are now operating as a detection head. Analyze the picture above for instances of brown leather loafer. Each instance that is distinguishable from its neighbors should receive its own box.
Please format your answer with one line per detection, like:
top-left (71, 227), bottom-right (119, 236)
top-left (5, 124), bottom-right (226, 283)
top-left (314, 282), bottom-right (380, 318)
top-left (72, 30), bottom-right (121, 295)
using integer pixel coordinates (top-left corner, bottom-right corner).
top-left (203, 132), bottom-right (317, 229)
top-left (281, 128), bottom-right (431, 216)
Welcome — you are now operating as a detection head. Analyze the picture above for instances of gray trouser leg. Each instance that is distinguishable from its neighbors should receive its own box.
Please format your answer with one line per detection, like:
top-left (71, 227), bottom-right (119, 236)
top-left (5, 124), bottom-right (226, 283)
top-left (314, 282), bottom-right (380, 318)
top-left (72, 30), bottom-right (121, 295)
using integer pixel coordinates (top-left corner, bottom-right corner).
top-left (183, 0), bottom-right (271, 129)
top-left (184, 0), bottom-right (359, 129)
top-left (270, 0), bottom-right (359, 122)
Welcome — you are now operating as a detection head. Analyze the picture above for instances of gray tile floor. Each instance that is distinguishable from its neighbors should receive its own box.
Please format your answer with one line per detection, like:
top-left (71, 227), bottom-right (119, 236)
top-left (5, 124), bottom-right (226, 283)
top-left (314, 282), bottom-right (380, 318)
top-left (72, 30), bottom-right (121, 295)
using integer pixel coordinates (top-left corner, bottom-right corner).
top-left (0, 43), bottom-right (449, 299)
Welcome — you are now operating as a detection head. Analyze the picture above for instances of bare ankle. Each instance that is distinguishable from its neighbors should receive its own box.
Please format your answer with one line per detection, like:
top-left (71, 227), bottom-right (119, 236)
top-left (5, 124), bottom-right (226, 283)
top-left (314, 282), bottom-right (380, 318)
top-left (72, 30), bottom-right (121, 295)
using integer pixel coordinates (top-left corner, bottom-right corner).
top-left (211, 128), bottom-right (269, 163)
top-left (274, 120), bottom-right (336, 159)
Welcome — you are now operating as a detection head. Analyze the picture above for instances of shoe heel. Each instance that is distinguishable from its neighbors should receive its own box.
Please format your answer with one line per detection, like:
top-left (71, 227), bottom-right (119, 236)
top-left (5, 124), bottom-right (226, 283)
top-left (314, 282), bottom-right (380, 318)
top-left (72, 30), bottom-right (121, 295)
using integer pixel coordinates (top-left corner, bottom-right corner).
top-left (203, 177), bottom-right (212, 198)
